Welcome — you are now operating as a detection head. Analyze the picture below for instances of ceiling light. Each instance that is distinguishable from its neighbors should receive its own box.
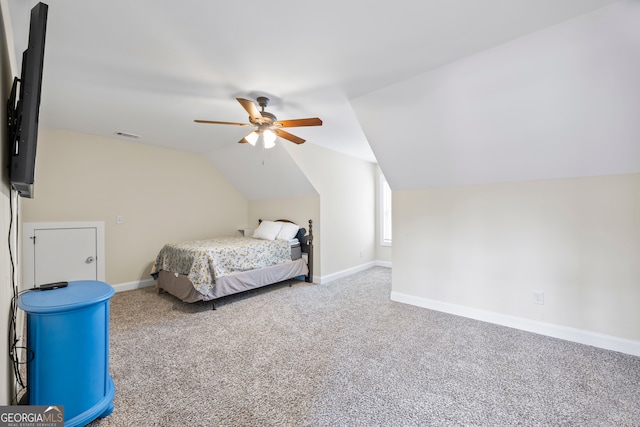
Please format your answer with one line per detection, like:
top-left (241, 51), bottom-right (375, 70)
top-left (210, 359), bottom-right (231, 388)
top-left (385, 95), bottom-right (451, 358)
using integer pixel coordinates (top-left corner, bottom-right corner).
top-left (263, 129), bottom-right (276, 149)
top-left (245, 131), bottom-right (259, 146)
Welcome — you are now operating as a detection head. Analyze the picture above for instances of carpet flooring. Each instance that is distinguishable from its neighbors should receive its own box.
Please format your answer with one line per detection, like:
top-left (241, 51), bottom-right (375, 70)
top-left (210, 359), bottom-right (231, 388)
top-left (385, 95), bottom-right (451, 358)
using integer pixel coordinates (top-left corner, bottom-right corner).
top-left (88, 267), bottom-right (640, 426)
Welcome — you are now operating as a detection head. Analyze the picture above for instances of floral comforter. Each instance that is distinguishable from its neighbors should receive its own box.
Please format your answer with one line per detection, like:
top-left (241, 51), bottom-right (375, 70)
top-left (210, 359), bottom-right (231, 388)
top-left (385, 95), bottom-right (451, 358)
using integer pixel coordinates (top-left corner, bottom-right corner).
top-left (151, 237), bottom-right (292, 295)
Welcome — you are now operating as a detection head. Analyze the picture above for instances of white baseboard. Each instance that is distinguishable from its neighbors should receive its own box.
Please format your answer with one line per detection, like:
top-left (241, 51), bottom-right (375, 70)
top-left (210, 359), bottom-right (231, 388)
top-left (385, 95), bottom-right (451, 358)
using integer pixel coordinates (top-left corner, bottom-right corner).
top-left (112, 278), bottom-right (155, 293)
top-left (318, 260), bottom-right (391, 284)
top-left (391, 291), bottom-right (640, 358)
top-left (113, 260), bottom-right (391, 292)
top-left (375, 260), bottom-right (392, 269)
top-left (116, 261), bottom-right (393, 289)
top-left (111, 260), bottom-right (392, 292)
top-left (318, 261), bottom-right (376, 284)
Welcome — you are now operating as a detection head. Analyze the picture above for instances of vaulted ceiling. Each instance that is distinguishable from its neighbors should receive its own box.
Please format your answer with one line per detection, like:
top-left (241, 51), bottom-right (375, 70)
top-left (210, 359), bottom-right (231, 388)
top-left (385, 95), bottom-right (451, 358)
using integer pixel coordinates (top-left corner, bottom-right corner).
top-left (7, 0), bottom-right (634, 199)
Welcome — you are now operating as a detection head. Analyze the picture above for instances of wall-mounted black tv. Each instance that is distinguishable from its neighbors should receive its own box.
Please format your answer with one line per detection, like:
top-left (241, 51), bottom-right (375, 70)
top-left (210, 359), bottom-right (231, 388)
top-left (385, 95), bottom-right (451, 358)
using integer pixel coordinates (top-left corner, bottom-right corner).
top-left (7, 2), bottom-right (48, 199)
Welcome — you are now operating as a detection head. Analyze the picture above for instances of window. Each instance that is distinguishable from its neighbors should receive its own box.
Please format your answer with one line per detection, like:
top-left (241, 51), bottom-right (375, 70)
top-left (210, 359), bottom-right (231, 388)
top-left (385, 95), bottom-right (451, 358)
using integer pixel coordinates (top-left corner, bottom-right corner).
top-left (380, 174), bottom-right (392, 246)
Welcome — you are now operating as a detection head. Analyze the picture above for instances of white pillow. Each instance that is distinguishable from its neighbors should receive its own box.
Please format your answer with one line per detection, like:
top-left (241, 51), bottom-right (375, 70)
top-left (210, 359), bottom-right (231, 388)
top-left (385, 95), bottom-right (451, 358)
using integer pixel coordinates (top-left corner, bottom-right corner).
top-left (276, 222), bottom-right (299, 241)
top-left (252, 221), bottom-right (283, 240)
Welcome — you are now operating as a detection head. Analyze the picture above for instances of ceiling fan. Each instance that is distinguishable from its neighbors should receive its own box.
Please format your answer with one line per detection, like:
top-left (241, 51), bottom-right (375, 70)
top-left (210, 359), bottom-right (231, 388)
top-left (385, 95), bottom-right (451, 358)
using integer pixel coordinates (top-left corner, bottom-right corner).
top-left (195, 96), bottom-right (322, 148)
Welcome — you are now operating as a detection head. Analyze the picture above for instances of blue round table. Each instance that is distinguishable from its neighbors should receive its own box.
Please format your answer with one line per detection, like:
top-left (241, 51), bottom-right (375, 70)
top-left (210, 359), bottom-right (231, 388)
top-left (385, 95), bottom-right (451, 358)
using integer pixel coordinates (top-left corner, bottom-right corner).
top-left (18, 280), bottom-right (115, 426)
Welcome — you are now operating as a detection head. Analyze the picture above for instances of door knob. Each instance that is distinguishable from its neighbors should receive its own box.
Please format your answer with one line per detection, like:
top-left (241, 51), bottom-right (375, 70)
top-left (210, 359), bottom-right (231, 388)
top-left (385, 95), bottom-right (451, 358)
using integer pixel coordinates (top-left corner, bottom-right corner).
top-left (86, 256), bottom-right (95, 264)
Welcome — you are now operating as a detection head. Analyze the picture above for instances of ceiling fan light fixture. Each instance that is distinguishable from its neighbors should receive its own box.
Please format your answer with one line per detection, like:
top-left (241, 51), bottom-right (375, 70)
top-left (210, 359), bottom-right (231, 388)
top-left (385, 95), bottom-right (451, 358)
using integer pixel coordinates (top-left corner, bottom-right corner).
top-left (263, 129), bottom-right (276, 149)
top-left (245, 131), bottom-right (259, 146)
top-left (195, 96), bottom-right (322, 147)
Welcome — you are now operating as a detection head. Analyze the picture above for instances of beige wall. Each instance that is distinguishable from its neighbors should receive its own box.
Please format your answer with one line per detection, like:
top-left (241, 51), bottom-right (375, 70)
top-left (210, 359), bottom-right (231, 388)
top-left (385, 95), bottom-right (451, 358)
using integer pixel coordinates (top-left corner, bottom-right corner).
top-left (248, 194), bottom-right (319, 233)
top-left (393, 173), bottom-right (640, 342)
top-left (284, 143), bottom-right (377, 279)
top-left (22, 130), bottom-right (248, 285)
top-left (249, 195), bottom-right (320, 277)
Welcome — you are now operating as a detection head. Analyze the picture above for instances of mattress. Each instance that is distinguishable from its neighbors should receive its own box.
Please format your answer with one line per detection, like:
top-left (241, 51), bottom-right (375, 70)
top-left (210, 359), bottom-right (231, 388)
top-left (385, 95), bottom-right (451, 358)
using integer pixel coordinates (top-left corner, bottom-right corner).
top-left (156, 258), bottom-right (309, 303)
top-left (151, 236), bottom-right (297, 296)
top-left (151, 235), bottom-right (306, 300)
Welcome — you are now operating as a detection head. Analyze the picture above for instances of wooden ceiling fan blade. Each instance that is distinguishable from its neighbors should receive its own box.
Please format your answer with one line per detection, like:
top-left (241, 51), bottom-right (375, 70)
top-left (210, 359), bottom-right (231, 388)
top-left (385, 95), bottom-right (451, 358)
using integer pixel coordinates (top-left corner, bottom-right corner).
top-left (237, 98), bottom-right (262, 122)
top-left (274, 118), bottom-right (322, 128)
top-left (274, 129), bottom-right (305, 144)
top-left (194, 119), bottom-right (251, 126)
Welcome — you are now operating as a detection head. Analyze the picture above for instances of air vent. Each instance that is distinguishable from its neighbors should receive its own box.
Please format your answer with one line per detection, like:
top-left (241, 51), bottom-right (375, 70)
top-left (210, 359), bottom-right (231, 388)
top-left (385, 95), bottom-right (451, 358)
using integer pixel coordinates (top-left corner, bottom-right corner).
top-left (114, 131), bottom-right (141, 139)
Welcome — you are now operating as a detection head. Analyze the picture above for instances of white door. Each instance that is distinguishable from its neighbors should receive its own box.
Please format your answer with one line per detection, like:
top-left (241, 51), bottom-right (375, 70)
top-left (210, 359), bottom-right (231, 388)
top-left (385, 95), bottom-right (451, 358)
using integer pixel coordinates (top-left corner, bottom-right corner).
top-left (34, 228), bottom-right (96, 285)
top-left (23, 222), bottom-right (105, 288)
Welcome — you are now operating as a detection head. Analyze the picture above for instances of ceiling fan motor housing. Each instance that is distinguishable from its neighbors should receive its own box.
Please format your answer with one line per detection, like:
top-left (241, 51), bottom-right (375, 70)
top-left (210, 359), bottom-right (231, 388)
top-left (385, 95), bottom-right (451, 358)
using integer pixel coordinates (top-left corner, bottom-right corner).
top-left (256, 96), bottom-right (270, 108)
top-left (250, 96), bottom-right (276, 124)
top-left (260, 111), bottom-right (277, 123)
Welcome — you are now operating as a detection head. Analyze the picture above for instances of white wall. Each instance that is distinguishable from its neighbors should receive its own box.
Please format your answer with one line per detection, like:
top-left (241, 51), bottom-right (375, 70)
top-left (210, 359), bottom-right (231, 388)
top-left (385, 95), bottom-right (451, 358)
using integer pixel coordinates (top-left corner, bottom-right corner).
top-left (393, 174), bottom-right (640, 345)
top-left (205, 141), bottom-right (317, 201)
top-left (351, 3), bottom-right (640, 353)
top-left (22, 130), bottom-right (248, 285)
top-left (352, 2), bottom-right (640, 191)
top-left (284, 143), bottom-right (377, 280)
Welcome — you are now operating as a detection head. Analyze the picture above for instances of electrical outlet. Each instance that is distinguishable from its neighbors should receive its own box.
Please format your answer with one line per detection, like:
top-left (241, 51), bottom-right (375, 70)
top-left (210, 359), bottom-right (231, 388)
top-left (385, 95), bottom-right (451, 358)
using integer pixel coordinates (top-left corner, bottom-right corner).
top-left (116, 215), bottom-right (124, 225)
top-left (532, 291), bottom-right (545, 305)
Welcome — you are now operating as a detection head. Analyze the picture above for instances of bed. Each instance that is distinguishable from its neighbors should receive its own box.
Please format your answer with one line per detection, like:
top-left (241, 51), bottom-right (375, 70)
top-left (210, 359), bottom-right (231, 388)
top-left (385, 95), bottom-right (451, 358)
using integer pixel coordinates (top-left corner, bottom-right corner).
top-left (150, 219), bottom-right (314, 307)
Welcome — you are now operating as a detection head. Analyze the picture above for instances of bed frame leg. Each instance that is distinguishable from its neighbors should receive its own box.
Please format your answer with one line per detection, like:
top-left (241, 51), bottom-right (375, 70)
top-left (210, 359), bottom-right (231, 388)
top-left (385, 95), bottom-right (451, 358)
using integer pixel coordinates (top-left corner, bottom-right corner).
top-left (211, 301), bottom-right (216, 310)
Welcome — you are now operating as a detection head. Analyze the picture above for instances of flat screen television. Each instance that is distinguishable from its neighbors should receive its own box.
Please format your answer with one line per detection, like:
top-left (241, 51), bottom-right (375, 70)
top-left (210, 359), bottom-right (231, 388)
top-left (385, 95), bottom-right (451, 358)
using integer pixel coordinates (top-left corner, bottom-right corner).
top-left (7, 2), bottom-right (48, 199)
